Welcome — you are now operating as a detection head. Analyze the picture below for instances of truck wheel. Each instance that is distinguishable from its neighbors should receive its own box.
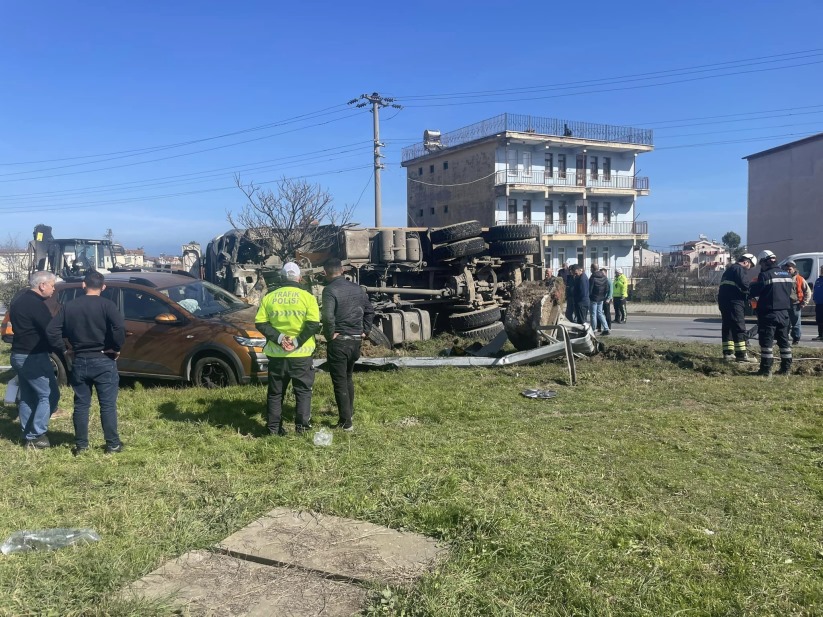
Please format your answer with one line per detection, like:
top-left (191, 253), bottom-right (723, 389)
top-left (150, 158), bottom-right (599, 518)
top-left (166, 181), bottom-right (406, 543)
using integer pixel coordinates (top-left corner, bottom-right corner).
top-left (449, 305), bottom-right (501, 330)
top-left (432, 237), bottom-right (486, 261)
top-left (193, 356), bottom-right (238, 388)
top-left (368, 328), bottom-right (392, 348)
top-left (489, 239), bottom-right (541, 257)
top-left (50, 353), bottom-right (68, 387)
top-left (430, 220), bottom-right (482, 245)
top-left (486, 224), bottom-right (541, 242)
top-left (456, 321), bottom-right (505, 341)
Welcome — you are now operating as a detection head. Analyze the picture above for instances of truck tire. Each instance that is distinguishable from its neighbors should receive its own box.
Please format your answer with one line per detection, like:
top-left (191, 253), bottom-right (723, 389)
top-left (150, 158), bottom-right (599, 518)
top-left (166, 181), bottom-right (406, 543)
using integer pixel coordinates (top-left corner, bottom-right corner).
top-left (489, 239), bottom-right (541, 257)
top-left (456, 320), bottom-right (505, 341)
top-left (430, 220), bottom-right (482, 245)
top-left (368, 328), bottom-right (392, 348)
top-left (432, 237), bottom-right (486, 261)
top-left (449, 305), bottom-right (501, 330)
top-left (487, 224), bottom-right (540, 242)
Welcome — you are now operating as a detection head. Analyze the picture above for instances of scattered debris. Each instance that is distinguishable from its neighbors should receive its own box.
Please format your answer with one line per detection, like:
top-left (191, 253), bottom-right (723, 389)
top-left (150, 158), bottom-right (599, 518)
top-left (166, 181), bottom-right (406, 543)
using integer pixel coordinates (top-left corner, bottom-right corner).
top-left (520, 389), bottom-right (557, 399)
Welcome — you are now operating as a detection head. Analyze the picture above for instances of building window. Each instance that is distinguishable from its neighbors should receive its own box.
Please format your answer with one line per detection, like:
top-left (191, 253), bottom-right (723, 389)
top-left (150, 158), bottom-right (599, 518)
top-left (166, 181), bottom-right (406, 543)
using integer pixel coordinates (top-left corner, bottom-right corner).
top-left (590, 246), bottom-right (598, 265)
top-left (443, 205), bottom-right (449, 213)
top-left (429, 165), bottom-right (434, 174)
top-left (418, 209), bottom-right (424, 218)
top-left (507, 149), bottom-right (518, 175)
top-left (590, 201), bottom-right (599, 223)
top-left (545, 247), bottom-right (552, 266)
top-left (559, 202), bottom-right (568, 222)
top-left (577, 247), bottom-right (585, 269)
top-left (545, 153), bottom-right (553, 177)
top-left (557, 154), bottom-right (567, 179)
top-left (418, 167), bottom-right (423, 176)
top-left (523, 200), bottom-right (531, 224)
top-left (557, 247), bottom-right (565, 268)
top-left (602, 247), bottom-right (610, 270)
top-left (603, 157), bottom-right (611, 181)
top-left (590, 156), bottom-right (598, 180)
top-left (546, 200), bottom-right (553, 224)
top-left (522, 151), bottom-right (532, 176)
top-left (443, 161), bottom-right (449, 170)
top-left (508, 199), bottom-right (517, 224)
top-left (603, 202), bottom-right (611, 224)
top-left (430, 207), bottom-right (435, 215)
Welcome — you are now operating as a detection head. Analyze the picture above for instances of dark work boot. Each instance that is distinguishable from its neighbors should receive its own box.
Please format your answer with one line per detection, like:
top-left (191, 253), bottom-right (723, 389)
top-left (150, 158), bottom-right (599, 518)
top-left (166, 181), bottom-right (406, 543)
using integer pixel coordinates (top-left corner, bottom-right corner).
top-left (756, 358), bottom-right (773, 377)
top-left (777, 359), bottom-right (792, 375)
top-left (269, 423), bottom-right (288, 437)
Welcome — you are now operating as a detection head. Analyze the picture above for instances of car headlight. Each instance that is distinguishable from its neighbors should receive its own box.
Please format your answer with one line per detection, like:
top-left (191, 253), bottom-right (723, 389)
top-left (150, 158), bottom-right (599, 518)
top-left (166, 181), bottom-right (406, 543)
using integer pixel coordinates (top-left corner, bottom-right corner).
top-left (234, 335), bottom-right (266, 347)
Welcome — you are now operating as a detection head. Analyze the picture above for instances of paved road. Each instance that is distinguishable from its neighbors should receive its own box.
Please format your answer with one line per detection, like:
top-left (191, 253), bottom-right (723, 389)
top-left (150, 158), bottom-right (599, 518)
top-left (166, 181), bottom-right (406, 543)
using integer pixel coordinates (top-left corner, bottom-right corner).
top-left (607, 315), bottom-right (823, 348)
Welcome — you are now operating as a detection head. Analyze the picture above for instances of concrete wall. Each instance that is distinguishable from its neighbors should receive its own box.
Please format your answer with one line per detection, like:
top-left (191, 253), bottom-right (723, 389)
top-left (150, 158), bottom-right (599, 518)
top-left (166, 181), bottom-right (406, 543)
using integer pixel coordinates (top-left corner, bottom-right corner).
top-left (747, 137), bottom-right (823, 258)
top-left (406, 141), bottom-right (497, 227)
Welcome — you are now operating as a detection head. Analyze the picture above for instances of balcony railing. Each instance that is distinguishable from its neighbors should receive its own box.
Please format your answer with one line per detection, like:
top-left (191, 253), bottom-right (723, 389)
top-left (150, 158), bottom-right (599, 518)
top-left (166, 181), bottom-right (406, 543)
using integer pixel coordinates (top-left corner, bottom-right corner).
top-left (402, 112), bottom-right (654, 162)
top-left (540, 221), bottom-right (648, 236)
top-left (495, 170), bottom-right (649, 191)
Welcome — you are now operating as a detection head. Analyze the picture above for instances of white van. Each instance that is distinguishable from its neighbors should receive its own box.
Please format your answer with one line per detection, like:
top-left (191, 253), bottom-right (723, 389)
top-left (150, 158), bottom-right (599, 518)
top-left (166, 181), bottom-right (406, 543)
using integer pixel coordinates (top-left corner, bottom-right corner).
top-left (780, 252), bottom-right (823, 315)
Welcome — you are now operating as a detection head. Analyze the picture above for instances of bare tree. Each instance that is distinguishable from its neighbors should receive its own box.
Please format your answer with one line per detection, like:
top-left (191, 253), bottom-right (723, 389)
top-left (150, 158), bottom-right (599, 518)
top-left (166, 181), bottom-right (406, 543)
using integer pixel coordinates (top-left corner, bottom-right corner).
top-left (228, 175), bottom-right (355, 264)
top-left (0, 234), bottom-right (30, 309)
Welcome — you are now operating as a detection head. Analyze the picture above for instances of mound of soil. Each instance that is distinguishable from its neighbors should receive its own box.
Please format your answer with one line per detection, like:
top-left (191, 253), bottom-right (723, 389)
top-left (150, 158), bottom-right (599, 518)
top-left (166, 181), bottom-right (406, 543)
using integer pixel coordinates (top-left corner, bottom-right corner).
top-left (601, 344), bottom-right (658, 361)
top-left (504, 279), bottom-right (566, 351)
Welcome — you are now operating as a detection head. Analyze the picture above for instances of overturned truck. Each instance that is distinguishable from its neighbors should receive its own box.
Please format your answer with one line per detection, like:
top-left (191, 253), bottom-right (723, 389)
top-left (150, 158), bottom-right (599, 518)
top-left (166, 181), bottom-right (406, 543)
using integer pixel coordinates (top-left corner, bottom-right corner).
top-left (205, 221), bottom-right (544, 346)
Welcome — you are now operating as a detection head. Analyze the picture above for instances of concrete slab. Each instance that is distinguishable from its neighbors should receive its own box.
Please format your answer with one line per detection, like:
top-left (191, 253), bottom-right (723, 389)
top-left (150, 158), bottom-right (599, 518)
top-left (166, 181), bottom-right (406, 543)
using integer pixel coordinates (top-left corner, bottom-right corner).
top-left (218, 508), bottom-right (446, 587)
top-left (125, 550), bottom-right (366, 617)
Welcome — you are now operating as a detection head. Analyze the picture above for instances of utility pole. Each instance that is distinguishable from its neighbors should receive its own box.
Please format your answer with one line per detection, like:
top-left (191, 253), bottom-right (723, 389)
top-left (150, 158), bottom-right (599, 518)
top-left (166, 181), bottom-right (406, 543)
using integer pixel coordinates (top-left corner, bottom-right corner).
top-left (348, 93), bottom-right (402, 227)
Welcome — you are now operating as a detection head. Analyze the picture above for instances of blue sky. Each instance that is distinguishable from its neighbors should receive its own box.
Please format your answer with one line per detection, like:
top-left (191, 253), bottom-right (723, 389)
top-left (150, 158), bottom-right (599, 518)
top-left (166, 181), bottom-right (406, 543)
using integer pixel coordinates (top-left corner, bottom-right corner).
top-left (1, 0), bottom-right (822, 256)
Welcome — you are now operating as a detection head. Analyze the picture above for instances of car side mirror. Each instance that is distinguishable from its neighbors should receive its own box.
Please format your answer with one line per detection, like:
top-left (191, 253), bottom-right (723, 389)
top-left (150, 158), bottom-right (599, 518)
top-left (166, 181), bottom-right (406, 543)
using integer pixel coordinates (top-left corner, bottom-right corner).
top-left (155, 313), bottom-right (180, 324)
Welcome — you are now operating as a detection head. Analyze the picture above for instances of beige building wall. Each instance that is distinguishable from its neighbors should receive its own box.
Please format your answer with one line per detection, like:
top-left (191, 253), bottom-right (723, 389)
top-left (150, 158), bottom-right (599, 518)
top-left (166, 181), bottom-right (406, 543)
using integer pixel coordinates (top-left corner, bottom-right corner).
top-left (406, 141), bottom-right (497, 227)
top-left (747, 135), bottom-right (823, 258)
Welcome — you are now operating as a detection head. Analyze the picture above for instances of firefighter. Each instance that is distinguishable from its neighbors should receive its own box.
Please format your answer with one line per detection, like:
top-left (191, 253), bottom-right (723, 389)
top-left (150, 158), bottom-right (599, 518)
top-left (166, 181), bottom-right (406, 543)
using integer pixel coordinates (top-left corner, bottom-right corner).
top-left (717, 253), bottom-right (758, 362)
top-left (748, 250), bottom-right (794, 376)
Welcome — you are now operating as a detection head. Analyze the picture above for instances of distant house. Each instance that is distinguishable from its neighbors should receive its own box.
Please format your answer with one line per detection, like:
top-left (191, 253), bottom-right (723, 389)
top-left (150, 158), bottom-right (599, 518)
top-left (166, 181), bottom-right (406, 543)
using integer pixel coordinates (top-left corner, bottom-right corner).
top-left (633, 247), bottom-right (662, 269)
top-left (745, 133), bottom-right (823, 258)
top-left (0, 248), bottom-right (30, 283)
top-left (120, 248), bottom-right (145, 268)
top-left (665, 236), bottom-right (730, 273)
top-left (401, 112), bottom-right (653, 277)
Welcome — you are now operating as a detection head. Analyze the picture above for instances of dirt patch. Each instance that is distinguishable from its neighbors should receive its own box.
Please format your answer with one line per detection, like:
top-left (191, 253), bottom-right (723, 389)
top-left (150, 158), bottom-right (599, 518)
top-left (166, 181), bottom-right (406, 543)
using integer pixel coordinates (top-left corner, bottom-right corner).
top-left (601, 343), bottom-right (658, 361)
top-left (504, 280), bottom-right (565, 351)
top-left (793, 359), bottom-right (823, 376)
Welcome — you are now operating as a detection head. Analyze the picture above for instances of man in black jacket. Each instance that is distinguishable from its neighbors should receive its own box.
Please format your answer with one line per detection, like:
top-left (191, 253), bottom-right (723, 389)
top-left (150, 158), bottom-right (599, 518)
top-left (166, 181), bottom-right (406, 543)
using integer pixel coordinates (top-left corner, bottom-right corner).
top-left (321, 258), bottom-right (375, 431)
top-left (717, 253), bottom-right (757, 363)
top-left (748, 250), bottom-right (793, 376)
top-left (588, 263), bottom-right (610, 335)
top-left (569, 264), bottom-right (589, 325)
top-left (9, 271), bottom-right (61, 449)
top-left (47, 270), bottom-right (125, 453)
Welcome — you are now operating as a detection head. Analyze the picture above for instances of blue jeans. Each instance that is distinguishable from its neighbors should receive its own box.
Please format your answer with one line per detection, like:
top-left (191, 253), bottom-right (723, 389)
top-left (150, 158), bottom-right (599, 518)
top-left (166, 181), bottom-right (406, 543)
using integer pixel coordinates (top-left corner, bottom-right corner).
top-left (11, 352), bottom-right (59, 441)
top-left (70, 355), bottom-right (121, 449)
top-left (590, 301), bottom-right (609, 332)
top-left (789, 304), bottom-right (802, 341)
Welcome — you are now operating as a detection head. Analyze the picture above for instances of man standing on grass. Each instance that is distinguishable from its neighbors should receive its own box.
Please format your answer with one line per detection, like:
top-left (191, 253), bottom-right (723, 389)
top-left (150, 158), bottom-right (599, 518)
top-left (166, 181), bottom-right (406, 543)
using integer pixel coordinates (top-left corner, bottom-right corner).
top-left (600, 267), bottom-right (613, 331)
top-left (9, 271), bottom-right (61, 449)
top-left (748, 250), bottom-right (793, 376)
top-left (47, 270), bottom-right (125, 454)
top-left (613, 268), bottom-right (628, 324)
top-left (813, 265), bottom-right (823, 342)
top-left (784, 261), bottom-right (811, 345)
top-left (588, 263), bottom-right (610, 336)
top-left (321, 258), bottom-right (375, 432)
top-left (570, 264), bottom-right (589, 325)
top-left (717, 253), bottom-right (758, 363)
top-left (255, 262), bottom-right (320, 437)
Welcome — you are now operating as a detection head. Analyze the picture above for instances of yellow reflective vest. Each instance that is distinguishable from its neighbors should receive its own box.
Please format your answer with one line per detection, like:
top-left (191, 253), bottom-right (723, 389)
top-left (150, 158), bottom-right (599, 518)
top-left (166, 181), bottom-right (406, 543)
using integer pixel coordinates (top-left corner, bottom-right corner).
top-left (255, 286), bottom-right (320, 358)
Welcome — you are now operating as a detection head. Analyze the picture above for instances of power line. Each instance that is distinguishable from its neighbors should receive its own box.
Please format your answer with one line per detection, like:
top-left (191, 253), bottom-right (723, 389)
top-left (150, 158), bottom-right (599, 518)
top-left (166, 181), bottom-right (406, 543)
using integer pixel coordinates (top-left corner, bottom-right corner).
top-left (635, 103), bottom-right (823, 127)
top-left (0, 104), bottom-right (351, 167)
top-left (655, 130), bottom-right (823, 150)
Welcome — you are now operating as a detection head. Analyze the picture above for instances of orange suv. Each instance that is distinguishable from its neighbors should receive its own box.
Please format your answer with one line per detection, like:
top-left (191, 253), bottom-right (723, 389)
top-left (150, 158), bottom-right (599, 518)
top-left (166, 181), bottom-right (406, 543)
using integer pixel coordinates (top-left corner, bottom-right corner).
top-left (3, 272), bottom-right (268, 387)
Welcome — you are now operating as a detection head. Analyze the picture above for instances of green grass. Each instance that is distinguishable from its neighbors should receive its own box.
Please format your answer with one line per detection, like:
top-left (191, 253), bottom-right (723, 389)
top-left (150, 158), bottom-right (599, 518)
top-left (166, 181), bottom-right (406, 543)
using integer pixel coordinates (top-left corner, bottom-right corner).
top-left (1, 338), bottom-right (822, 616)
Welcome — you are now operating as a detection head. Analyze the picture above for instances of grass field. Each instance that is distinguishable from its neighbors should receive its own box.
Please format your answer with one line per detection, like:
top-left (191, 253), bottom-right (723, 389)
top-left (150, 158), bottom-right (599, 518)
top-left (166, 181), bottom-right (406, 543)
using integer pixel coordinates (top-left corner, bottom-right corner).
top-left (0, 337), bottom-right (822, 616)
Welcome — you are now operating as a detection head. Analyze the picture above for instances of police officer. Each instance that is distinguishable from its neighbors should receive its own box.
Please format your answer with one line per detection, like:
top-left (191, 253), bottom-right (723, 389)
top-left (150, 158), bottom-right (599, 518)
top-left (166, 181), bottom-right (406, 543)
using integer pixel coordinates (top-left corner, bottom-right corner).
top-left (321, 258), bottom-right (375, 432)
top-left (748, 250), bottom-right (793, 376)
top-left (255, 262), bottom-right (321, 436)
top-left (717, 253), bottom-right (758, 362)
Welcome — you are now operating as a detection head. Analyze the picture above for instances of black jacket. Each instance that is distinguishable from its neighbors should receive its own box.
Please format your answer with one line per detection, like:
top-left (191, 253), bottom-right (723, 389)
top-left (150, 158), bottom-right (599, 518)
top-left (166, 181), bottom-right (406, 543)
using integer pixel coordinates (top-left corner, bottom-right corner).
top-left (749, 262), bottom-right (792, 313)
top-left (47, 294), bottom-right (125, 357)
top-left (572, 272), bottom-right (589, 306)
top-left (9, 290), bottom-right (55, 354)
top-left (588, 271), bottom-right (610, 302)
top-left (717, 262), bottom-right (751, 305)
top-left (321, 276), bottom-right (375, 339)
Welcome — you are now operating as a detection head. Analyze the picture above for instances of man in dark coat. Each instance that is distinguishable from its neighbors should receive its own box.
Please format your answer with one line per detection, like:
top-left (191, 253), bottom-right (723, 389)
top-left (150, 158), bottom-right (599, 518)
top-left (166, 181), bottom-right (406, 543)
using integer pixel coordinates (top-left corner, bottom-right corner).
top-left (717, 253), bottom-right (757, 362)
top-left (570, 264), bottom-right (589, 325)
top-left (748, 250), bottom-right (793, 376)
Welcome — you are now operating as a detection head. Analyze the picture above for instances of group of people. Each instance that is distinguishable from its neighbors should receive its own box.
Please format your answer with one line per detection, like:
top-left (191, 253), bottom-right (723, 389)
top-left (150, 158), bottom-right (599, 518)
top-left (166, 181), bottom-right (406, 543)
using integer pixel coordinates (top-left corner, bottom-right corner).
top-left (254, 258), bottom-right (375, 436)
top-left (9, 270), bottom-right (125, 452)
top-left (718, 249), bottom-right (823, 376)
top-left (554, 262), bottom-right (629, 334)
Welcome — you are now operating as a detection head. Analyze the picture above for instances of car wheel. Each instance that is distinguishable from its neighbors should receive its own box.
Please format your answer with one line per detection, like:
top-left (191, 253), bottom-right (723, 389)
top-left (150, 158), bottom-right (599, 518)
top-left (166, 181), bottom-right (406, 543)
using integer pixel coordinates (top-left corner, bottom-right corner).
top-left (49, 352), bottom-right (68, 386)
top-left (193, 356), bottom-right (238, 388)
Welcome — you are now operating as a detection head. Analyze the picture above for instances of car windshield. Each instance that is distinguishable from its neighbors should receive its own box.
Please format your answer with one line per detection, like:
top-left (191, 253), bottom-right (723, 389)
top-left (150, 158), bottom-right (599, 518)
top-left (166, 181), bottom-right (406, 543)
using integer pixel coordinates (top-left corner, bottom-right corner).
top-left (159, 280), bottom-right (249, 317)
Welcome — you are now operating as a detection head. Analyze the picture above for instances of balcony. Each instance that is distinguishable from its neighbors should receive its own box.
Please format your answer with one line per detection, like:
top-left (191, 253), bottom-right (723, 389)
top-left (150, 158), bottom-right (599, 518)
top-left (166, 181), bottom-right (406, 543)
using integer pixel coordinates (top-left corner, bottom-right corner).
top-left (493, 220), bottom-right (648, 237)
top-left (402, 112), bottom-right (654, 162)
top-left (495, 170), bottom-right (649, 193)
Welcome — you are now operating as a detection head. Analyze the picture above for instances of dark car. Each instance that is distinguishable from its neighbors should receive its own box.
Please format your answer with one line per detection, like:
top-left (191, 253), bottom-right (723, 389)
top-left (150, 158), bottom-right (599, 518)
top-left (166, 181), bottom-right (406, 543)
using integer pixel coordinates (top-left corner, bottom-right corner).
top-left (3, 272), bottom-right (268, 387)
